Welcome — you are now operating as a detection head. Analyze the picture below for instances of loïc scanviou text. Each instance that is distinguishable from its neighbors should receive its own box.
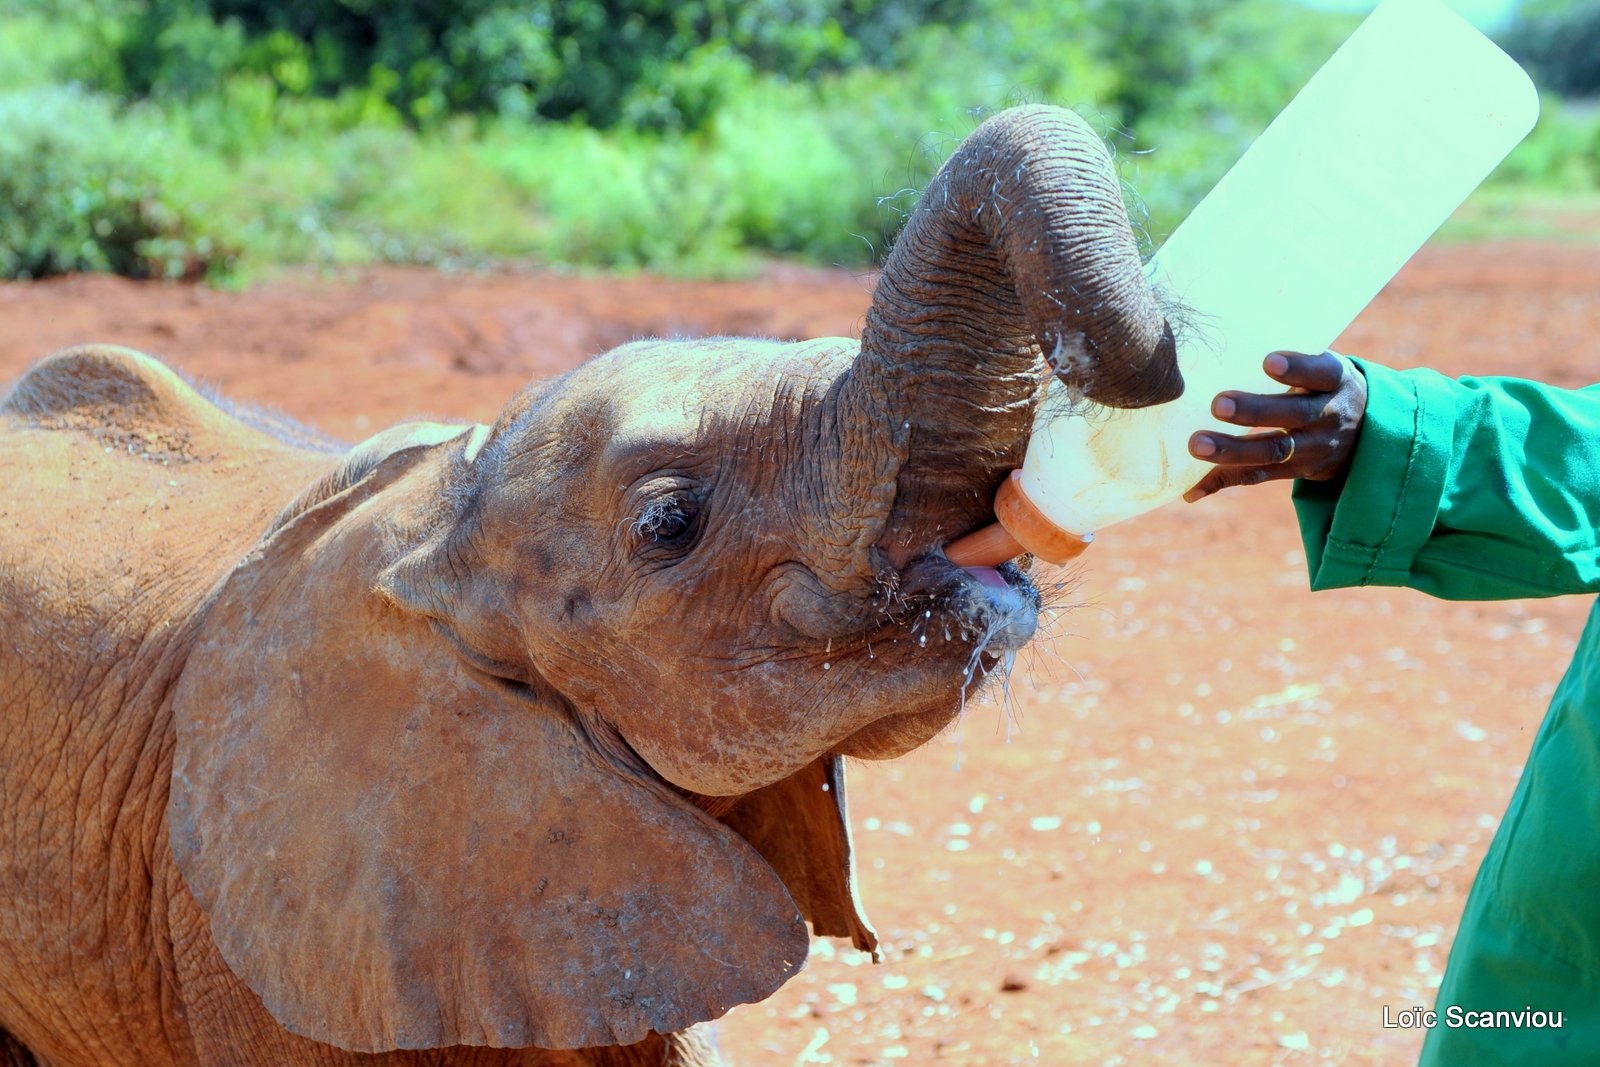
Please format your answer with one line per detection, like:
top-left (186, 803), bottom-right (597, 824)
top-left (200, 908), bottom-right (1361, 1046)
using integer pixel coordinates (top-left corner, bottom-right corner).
top-left (1383, 1005), bottom-right (1565, 1030)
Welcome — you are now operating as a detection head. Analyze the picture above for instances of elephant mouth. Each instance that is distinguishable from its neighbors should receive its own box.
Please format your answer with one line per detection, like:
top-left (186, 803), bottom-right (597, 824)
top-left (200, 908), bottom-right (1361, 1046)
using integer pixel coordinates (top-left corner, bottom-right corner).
top-left (957, 561), bottom-right (1042, 654)
top-left (889, 553), bottom-right (1041, 659)
top-left (829, 556), bottom-right (1038, 763)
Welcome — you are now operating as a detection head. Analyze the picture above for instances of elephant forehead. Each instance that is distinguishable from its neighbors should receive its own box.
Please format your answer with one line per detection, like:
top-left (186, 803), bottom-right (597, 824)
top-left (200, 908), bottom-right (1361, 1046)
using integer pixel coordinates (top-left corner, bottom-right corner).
top-left (602, 339), bottom-right (852, 412)
top-left (593, 337), bottom-right (858, 455)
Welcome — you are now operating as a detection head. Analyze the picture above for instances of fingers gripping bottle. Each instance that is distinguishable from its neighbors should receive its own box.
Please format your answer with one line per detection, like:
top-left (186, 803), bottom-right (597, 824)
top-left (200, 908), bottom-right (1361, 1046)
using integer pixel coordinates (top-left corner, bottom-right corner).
top-left (946, 0), bottom-right (1539, 568)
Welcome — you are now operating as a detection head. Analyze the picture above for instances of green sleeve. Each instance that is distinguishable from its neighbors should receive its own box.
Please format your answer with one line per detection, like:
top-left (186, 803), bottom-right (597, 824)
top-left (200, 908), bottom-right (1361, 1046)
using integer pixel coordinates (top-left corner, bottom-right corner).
top-left (1292, 358), bottom-right (1600, 600)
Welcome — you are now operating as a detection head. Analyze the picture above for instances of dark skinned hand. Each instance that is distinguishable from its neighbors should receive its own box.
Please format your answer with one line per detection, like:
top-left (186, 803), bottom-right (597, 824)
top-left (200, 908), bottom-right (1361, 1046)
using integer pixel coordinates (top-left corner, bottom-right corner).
top-left (1184, 350), bottom-right (1368, 502)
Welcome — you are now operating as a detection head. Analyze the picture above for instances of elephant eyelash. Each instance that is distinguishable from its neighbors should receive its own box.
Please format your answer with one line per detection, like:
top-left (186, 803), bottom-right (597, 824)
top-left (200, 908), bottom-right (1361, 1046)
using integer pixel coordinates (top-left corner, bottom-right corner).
top-left (629, 494), bottom-right (700, 552)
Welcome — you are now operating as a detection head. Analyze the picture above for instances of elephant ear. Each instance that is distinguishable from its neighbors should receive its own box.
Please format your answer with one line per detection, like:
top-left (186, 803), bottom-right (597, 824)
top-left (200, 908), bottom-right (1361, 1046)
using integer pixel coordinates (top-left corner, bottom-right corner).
top-left (168, 440), bottom-right (808, 1053)
top-left (722, 757), bottom-right (880, 960)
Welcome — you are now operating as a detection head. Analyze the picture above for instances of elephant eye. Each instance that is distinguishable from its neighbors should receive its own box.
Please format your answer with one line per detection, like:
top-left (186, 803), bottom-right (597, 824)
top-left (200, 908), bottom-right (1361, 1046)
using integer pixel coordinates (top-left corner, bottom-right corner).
top-left (631, 493), bottom-right (701, 555)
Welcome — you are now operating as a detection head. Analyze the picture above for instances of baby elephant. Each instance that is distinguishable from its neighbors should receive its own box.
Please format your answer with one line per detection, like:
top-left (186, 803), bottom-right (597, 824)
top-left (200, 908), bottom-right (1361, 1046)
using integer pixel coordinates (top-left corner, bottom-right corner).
top-left (0, 106), bottom-right (1179, 1066)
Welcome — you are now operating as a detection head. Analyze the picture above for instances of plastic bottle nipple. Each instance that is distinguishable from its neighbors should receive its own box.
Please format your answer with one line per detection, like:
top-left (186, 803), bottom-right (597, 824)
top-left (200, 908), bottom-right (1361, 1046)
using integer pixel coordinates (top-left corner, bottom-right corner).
top-left (946, 473), bottom-right (1091, 566)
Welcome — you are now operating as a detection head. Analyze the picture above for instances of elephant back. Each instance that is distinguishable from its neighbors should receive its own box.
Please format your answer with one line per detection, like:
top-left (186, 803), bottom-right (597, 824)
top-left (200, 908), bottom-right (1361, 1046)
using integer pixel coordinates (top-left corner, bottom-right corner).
top-left (0, 350), bottom-right (341, 1064)
top-left (0, 345), bottom-right (338, 677)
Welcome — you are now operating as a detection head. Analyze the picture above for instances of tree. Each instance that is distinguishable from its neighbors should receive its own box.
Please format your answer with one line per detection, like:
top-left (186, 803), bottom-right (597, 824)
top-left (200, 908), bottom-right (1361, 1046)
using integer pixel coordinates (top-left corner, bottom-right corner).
top-left (1499, 0), bottom-right (1600, 97)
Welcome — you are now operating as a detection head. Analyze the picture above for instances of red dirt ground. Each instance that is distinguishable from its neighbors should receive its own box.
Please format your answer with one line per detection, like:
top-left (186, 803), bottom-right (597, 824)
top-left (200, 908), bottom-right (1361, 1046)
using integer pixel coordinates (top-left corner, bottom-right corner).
top-left (3, 242), bottom-right (1597, 1066)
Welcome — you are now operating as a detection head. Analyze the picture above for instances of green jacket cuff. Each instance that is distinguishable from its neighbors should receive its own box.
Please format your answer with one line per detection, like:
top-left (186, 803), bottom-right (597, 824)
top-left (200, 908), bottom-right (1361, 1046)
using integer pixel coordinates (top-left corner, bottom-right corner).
top-left (1291, 359), bottom-right (1456, 590)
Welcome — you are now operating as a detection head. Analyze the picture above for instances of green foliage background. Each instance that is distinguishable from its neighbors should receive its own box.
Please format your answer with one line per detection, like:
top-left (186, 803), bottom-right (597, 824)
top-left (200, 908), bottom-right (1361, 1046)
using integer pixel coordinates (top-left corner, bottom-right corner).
top-left (0, 0), bottom-right (1595, 282)
top-left (1501, 0), bottom-right (1600, 96)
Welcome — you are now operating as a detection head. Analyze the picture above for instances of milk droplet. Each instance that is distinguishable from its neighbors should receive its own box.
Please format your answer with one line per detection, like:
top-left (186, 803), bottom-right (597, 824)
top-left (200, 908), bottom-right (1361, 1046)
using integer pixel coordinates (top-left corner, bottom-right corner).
top-left (822, 662), bottom-right (832, 670)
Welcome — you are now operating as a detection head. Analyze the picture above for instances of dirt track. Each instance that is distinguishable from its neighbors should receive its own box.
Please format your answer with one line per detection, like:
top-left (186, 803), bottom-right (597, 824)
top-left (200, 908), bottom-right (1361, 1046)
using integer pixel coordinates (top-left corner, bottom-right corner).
top-left (4, 242), bottom-right (1598, 1066)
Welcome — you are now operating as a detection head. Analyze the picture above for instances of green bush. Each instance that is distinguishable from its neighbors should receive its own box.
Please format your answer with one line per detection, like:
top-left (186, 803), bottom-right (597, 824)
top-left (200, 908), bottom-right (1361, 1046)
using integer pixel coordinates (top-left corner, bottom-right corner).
top-left (1500, 0), bottom-right (1600, 98)
top-left (0, 86), bottom-right (228, 279)
top-left (0, 14), bottom-right (94, 90)
top-left (708, 79), bottom-right (885, 264)
top-left (1489, 97), bottom-right (1600, 187)
top-left (95, 0), bottom-right (979, 129)
top-left (0, 0), bottom-right (1592, 283)
top-left (476, 122), bottom-right (741, 272)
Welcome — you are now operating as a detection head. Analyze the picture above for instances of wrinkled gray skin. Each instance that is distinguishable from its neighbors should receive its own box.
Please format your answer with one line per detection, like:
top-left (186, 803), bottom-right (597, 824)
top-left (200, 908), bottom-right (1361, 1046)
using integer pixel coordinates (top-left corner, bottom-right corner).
top-left (0, 105), bottom-right (1178, 1066)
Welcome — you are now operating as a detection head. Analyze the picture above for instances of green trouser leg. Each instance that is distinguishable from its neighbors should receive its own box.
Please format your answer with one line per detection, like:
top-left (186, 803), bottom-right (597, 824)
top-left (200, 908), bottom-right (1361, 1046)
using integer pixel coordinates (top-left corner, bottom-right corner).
top-left (1420, 654), bottom-right (1600, 1066)
top-left (1419, 889), bottom-right (1594, 1065)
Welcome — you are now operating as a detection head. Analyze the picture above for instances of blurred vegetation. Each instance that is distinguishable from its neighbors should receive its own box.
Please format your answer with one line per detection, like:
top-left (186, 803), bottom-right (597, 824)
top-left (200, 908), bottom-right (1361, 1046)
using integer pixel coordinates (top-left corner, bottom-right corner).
top-left (0, 0), bottom-right (1594, 282)
top-left (1501, 0), bottom-right (1600, 97)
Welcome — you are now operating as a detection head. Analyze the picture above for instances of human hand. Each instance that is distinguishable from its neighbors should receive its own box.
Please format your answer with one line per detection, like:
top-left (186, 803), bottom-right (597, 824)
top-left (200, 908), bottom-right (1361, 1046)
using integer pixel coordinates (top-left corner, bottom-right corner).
top-left (1183, 350), bottom-right (1368, 502)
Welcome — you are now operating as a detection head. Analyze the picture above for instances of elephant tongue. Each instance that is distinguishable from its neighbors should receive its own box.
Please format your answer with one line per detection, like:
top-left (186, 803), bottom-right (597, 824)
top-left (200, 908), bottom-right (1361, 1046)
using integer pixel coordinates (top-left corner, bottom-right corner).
top-left (964, 566), bottom-right (1010, 592)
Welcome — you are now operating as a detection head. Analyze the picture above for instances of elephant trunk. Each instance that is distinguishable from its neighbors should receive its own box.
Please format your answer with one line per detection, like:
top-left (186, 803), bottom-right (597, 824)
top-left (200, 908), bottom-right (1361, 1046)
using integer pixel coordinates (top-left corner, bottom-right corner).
top-left (840, 105), bottom-right (1182, 566)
